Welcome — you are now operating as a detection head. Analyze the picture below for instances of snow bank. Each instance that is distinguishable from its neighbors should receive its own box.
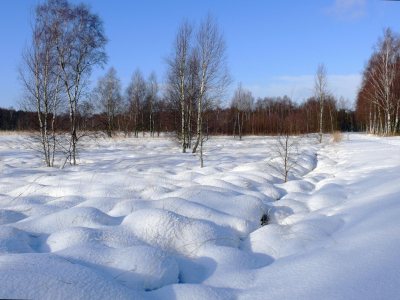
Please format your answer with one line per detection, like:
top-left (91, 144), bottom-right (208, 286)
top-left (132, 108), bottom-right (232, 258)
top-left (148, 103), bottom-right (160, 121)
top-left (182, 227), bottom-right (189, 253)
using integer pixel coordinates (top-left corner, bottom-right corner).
top-left (0, 253), bottom-right (142, 299)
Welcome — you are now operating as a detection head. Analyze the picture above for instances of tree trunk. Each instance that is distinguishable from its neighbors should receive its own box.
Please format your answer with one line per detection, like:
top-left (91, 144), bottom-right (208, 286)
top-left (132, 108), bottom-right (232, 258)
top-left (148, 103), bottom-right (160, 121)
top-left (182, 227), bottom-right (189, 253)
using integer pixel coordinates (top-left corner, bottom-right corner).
top-left (395, 101), bottom-right (399, 134)
top-left (319, 95), bottom-right (323, 143)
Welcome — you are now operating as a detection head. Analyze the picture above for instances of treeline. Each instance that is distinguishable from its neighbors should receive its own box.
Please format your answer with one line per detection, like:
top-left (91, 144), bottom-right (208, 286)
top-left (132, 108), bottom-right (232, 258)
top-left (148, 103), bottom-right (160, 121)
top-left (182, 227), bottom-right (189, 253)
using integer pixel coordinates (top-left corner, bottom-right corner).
top-left (0, 107), bottom-right (36, 131)
top-left (356, 28), bottom-right (400, 135)
top-left (1, 92), bottom-right (356, 135)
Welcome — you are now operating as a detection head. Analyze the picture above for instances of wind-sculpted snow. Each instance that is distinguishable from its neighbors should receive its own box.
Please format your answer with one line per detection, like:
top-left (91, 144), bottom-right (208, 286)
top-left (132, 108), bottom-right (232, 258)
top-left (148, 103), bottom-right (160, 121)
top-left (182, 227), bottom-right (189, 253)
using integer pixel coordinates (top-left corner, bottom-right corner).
top-left (56, 244), bottom-right (179, 290)
top-left (1, 134), bottom-right (400, 299)
top-left (122, 209), bottom-right (239, 256)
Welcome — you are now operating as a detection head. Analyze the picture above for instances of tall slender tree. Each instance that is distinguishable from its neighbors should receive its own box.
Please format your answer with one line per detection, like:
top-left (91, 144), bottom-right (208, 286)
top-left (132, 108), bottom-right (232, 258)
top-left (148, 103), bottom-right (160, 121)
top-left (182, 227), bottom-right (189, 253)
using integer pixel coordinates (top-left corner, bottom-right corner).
top-left (231, 83), bottom-right (254, 141)
top-left (126, 68), bottom-right (146, 137)
top-left (314, 63), bottom-right (328, 143)
top-left (164, 20), bottom-right (193, 153)
top-left (192, 13), bottom-right (232, 167)
top-left (92, 67), bottom-right (122, 137)
top-left (18, 2), bottom-right (64, 167)
top-left (147, 71), bottom-right (159, 137)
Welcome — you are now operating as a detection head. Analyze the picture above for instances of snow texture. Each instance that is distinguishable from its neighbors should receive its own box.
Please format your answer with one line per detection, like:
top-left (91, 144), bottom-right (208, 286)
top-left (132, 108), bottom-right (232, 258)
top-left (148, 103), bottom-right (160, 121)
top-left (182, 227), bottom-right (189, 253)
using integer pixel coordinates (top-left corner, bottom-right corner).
top-left (0, 133), bottom-right (399, 299)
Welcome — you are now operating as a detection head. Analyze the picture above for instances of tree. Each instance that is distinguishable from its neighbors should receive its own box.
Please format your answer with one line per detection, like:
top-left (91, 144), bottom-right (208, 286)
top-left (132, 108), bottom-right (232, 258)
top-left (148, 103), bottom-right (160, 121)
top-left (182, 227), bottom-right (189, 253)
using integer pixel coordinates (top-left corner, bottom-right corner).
top-left (164, 19), bottom-right (194, 153)
top-left (18, 3), bottom-right (64, 167)
top-left (92, 67), bottom-right (122, 137)
top-left (231, 83), bottom-right (254, 141)
top-left (186, 51), bottom-right (200, 147)
top-left (192, 13), bottom-right (232, 167)
top-left (43, 0), bottom-right (108, 164)
top-left (314, 63), bottom-right (328, 143)
top-left (267, 132), bottom-right (301, 183)
top-left (325, 95), bottom-right (337, 133)
top-left (78, 100), bottom-right (95, 131)
top-left (126, 68), bottom-right (146, 137)
top-left (147, 71), bottom-right (159, 137)
top-left (359, 28), bottom-right (400, 135)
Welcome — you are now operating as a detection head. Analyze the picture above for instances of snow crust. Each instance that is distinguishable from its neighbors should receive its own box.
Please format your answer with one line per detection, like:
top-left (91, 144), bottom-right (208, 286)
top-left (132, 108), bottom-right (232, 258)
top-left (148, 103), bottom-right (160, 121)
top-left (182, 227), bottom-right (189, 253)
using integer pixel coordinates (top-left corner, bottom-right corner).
top-left (0, 134), bottom-right (400, 299)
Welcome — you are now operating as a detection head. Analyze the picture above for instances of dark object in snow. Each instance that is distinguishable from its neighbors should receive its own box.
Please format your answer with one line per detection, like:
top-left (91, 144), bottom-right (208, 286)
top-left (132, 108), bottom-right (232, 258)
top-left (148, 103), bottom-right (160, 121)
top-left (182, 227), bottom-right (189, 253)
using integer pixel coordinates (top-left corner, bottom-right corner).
top-left (261, 214), bottom-right (268, 226)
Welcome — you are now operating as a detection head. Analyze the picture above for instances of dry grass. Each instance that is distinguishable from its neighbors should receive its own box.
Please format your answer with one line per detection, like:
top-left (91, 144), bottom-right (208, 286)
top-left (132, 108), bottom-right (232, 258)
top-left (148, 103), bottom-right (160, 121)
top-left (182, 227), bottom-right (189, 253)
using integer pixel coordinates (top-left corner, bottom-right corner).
top-left (0, 130), bottom-right (33, 136)
top-left (331, 131), bottom-right (343, 143)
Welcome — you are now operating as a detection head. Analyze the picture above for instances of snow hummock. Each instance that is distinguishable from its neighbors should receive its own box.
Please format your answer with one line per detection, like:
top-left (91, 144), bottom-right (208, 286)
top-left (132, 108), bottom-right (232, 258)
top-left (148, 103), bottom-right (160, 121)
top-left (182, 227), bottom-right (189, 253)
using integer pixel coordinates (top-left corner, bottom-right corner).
top-left (0, 133), bottom-right (400, 299)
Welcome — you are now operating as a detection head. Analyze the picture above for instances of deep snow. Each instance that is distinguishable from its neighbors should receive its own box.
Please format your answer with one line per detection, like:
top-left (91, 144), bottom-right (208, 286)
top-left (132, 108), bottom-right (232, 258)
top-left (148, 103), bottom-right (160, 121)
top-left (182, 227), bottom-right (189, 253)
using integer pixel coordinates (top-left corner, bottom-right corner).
top-left (0, 133), bottom-right (399, 299)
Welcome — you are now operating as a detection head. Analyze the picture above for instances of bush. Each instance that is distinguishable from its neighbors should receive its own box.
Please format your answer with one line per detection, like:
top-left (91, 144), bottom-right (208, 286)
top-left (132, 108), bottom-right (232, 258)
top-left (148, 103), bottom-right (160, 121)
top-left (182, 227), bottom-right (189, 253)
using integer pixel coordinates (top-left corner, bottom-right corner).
top-left (331, 131), bottom-right (343, 143)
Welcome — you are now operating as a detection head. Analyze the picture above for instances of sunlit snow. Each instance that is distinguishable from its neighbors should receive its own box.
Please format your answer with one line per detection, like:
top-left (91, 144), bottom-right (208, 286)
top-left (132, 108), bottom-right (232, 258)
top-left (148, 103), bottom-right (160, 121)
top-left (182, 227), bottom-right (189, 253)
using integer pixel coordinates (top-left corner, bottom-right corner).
top-left (0, 133), bottom-right (399, 299)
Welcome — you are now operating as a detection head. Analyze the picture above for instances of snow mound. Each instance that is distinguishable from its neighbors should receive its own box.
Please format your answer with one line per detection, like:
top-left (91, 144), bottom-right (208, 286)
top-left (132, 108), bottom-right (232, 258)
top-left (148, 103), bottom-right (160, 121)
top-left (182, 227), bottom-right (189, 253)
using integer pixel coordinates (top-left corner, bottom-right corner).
top-left (0, 253), bottom-right (142, 299)
top-left (0, 209), bottom-right (27, 224)
top-left (56, 244), bottom-right (179, 290)
top-left (46, 226), bottom-right (143, 252)
top-left (0, 226), bottom-right (34, 254)
top-left (164, 186), bottom-right (267, 221)
top-left (246, 217), bottom-right (339, 259)
top-left (122, 208), bottom-right (239, 256)
top-left (277, 179), bottom-right (315, 194)
top-left (109, 197), bottom-right (256, 237)
top-left (307, 183), bottom-right (348, 211)
top-left (17, 206), bottom-right (121, 234)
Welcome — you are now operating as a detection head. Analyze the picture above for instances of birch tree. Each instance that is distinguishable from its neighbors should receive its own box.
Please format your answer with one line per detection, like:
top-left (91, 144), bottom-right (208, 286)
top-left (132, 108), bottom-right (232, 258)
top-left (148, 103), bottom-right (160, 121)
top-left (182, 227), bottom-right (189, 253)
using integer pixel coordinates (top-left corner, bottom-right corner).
top-left (231, 83), bottom-right (254, 141)
top-left (192, 13), bottom-right (232, 167)
top-left (92, 67), bottom-right (122, 137)
top-left (18, 3), bottom-right (64, 167)
top-left (314, 63), bottom-right (328, 143)
top-left (268, 132), bottom-right (301, 183)
top-left (363, 28), bottom-right (400, 135)
top-left (164, 20), bottom-right (193, 152)
top-left (126, 68), bottom-right (146, 137)
top-left (44, 0), bottom-right (108, 165)
top-left (147, 71), bottom-right (159, 137)
top-left (186, 51), bottom-right (200, 147)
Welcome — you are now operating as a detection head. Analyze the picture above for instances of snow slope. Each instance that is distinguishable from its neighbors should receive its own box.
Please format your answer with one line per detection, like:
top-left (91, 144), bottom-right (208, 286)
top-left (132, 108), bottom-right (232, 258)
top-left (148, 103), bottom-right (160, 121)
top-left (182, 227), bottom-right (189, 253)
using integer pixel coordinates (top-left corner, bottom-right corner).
top-left (0, 133), bottom-right (399, 299)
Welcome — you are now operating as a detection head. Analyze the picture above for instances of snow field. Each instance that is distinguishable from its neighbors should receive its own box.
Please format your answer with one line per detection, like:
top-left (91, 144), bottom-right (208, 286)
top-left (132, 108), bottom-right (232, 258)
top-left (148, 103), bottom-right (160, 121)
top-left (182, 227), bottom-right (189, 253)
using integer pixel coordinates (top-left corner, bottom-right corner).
top-left (0, 133), bottom-right (399, 299)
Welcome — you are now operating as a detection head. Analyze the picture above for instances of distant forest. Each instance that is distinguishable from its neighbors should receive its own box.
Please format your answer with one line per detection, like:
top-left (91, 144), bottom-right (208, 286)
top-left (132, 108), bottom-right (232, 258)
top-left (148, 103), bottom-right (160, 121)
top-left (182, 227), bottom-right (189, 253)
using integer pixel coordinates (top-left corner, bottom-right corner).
top-left (1, 98), bottom-right (356, 135)
top-left (0, 107), bottom-right (36, 131)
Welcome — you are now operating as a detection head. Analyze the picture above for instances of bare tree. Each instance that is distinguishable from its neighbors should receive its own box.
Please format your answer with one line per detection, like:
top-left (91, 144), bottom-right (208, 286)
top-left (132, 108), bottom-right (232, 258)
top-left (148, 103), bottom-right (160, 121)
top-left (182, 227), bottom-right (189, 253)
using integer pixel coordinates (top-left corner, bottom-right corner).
top-left (126, 68), bottom-right (146, 137)
top-left (192, 13), bottom-right (232, 167)
top-left (92, 67), bottom-right (122, 137)
top-left (147, 71), bottom-right (159, 137)
top-left (267, 132), bottom-right (301, 183)
top-left (362, 28), bottom-right (400, 135)
top-left (326, 95), bottom-right (337, 133)
top-left (164, 19), bottom-right (193, 152)
top-left (78, 99), bottom-right (95, 131)
top-left (186, 51), bottom-right (200, 147)
top-left (41, 0), bottom-right (108, 165)
top-left (314, 63), bottom-right (328, 143)
top-left (18, 3), bottom-right (64, 167)
top-left (231, 83), bottom-right (254, 141)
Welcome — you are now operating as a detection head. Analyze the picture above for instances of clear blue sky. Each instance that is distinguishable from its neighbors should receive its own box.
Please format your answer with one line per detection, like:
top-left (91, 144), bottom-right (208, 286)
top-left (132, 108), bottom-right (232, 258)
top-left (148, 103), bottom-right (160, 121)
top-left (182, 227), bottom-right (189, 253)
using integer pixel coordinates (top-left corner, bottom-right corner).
top-left (1, 0), bottom-right (399, 109)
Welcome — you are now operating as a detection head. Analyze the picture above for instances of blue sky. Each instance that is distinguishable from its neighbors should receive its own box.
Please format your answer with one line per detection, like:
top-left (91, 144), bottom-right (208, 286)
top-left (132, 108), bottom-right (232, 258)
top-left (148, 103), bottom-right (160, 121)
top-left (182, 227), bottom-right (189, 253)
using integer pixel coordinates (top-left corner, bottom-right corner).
top-left (1, 0), bottom-right (399, 109)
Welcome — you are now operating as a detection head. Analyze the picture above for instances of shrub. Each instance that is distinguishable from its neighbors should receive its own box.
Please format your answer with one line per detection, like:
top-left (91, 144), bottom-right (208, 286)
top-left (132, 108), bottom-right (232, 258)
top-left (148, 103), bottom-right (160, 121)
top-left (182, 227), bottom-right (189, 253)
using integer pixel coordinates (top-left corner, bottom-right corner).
top-left (331, 131), bottom-right (343, 143)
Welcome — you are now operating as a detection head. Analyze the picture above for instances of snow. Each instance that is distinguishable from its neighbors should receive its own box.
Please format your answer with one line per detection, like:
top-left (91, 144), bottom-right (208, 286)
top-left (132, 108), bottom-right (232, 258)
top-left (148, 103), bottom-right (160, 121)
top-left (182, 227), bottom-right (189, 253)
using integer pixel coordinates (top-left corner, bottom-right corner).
top-left (0, 133), bottom-right (400, 299)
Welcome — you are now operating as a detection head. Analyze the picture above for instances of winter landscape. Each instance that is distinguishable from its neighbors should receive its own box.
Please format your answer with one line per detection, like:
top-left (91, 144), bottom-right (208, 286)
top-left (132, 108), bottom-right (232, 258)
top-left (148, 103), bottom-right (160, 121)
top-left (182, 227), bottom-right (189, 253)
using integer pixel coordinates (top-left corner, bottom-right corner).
top-left (1, 133), bottom-right (400, 299)
top-left (2, 0), bottom-right (400, 299)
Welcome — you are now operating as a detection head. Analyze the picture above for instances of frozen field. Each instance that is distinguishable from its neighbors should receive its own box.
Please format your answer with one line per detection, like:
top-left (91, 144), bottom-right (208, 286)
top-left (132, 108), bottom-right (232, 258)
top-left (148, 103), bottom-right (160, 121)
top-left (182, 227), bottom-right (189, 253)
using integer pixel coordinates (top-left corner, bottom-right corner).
top-left (0, 133), bottom-right (399, 299)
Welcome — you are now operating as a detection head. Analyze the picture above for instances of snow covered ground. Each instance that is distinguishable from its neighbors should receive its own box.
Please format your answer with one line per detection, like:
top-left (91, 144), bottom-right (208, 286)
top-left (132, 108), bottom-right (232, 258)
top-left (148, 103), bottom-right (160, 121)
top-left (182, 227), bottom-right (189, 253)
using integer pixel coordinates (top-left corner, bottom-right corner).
top-left (0, 133), bottom-right (399, 299)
